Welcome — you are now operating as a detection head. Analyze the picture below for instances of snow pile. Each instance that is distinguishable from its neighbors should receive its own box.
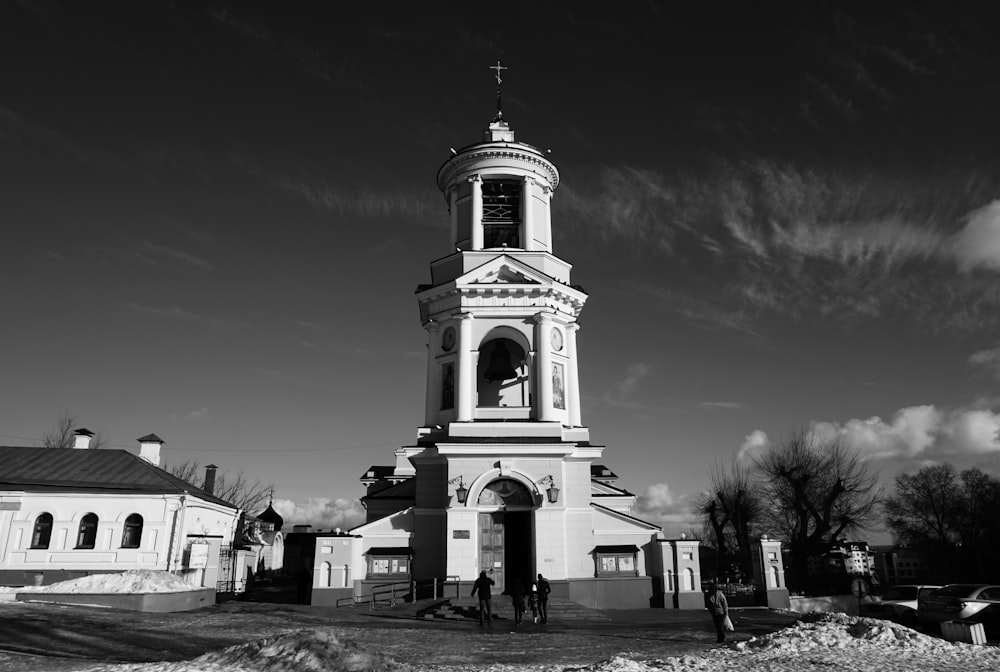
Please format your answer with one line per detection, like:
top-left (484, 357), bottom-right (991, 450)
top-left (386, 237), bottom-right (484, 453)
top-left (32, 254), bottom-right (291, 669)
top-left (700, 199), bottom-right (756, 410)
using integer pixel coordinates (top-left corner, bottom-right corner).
top-left (86, 613), bottom-right (1000, 672)
top-left (195, 628), bottom-right (413, 672)
top-left (97, 629), bottom-right (415, 672)
top-left (736, 612), bottom-right (964, 654)
top-left (17, 569), bottom-right (200, 594)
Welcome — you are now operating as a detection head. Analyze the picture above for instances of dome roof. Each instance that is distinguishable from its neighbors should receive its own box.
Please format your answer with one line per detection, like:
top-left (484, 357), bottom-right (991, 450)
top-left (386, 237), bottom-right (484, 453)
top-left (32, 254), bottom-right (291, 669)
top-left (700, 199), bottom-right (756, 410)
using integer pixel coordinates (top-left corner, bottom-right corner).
top-left (257, 503), bottom-right (284, 531)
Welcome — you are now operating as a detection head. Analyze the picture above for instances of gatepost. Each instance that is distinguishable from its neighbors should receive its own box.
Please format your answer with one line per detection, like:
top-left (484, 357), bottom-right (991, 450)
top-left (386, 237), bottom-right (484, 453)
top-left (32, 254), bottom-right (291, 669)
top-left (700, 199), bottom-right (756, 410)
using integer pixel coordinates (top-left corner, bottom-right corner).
top-left (655, 537), bottom-right (703, 608)
top-left (751, 535), bottom-right (790, 609)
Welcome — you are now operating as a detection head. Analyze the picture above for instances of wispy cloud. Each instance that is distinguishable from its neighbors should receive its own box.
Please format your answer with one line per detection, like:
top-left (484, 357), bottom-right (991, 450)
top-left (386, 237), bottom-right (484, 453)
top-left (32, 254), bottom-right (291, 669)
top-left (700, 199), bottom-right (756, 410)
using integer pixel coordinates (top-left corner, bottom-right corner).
top-left (953, 200), bottom-right (1000, 272)
top-left (130, 304), bottom-right (246, 329)
top-left (699, 401), bottom-right (742, 410)
top-left (186, 407), bottom-right (210, 421)
top-left (210, 8), bottom-right (358, 88)
top-left (269, 173), bottom-right (438, 218)
top-left (970, 345), bottom-right (1000, 381)
top-left (562, 161), bottom-right (1000, 336)
top-left (595, 362), bottom-right (652, 410)
top-left (132, 240), bottom-right (216, 272)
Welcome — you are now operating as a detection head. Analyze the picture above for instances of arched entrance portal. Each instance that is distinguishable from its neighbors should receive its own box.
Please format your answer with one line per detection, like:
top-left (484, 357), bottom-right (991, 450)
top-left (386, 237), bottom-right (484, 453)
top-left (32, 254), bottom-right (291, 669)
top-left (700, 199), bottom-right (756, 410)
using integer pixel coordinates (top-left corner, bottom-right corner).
top-left (477, 478), bottom-right (534, 593)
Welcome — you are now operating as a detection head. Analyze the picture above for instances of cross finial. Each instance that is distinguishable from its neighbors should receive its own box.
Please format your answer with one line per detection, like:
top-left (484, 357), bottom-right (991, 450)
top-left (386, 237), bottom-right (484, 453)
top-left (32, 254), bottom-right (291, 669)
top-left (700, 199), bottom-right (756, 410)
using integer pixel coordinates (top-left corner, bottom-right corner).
top-left (489, 59), bottom-right (508, 121)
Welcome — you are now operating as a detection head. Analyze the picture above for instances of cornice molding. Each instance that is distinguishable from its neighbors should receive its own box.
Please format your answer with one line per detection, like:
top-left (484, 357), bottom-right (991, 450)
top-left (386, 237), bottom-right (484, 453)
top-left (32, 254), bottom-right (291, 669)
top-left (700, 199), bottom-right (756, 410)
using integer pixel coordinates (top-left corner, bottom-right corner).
top-left (437, 146), bottom-right (559, 193)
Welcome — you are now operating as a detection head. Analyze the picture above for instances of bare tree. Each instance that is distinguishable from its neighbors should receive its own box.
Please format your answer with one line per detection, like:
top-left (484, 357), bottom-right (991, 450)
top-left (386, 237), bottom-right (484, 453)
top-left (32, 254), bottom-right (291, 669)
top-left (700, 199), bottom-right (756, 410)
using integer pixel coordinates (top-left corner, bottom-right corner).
top-left (754, 431), bottom-right (881, 589)
top-left (42, 412), bottom-right (108, 449)
top-left (696, 461), bottom-right (764, 581)
top-left (884, 464), bottom-right (1000, 581)
top-left (167, 460), bottom-right (273, 514)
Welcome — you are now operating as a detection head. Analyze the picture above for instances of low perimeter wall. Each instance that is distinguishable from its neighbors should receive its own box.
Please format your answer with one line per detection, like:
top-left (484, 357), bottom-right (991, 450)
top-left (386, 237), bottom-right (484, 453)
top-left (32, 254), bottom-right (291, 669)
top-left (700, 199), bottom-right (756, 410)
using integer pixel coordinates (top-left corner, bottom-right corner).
top-left (16, 588), bottom-right (215, 613)
top-left (789, 594), bottom-right (864, 616)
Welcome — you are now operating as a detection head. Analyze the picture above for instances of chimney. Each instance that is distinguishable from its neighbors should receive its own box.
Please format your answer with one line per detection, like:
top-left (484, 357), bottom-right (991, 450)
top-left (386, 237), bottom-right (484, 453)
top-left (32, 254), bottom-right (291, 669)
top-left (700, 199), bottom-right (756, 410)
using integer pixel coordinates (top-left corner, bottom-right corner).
top-left (73, 428), bottom-right (95, 450)
top-left (136, 433), bottom-right (164, 466)
top-left (204, 464), bottom-right (218, 495)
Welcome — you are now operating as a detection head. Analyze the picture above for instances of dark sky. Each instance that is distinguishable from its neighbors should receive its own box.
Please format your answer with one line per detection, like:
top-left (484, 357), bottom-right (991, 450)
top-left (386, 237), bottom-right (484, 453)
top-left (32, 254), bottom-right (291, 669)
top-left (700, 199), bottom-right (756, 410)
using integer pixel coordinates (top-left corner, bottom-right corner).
top-left (2, 1), bottom-right (999, 533)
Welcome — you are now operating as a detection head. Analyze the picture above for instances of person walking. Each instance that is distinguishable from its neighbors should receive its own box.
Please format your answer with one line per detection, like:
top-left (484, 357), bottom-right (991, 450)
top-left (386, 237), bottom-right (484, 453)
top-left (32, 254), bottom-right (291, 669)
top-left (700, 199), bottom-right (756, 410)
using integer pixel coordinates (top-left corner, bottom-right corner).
top-left (471, 570), bottom-right (495, 627)
top-left (706, 581), bottom-right (730, 643)
top-left (528, 582), bottom-right (540, 623)
top-left (536, 573), bottom-right (551, 624)
top-left (508, 576), bottom-right (526, 626)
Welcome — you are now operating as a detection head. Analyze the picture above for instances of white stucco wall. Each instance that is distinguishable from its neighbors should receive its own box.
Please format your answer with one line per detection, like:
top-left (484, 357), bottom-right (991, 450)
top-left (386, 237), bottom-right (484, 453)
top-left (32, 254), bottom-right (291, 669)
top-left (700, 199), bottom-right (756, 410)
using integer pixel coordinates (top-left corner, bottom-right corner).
top-left (0, 491), bottom-right (238, 575)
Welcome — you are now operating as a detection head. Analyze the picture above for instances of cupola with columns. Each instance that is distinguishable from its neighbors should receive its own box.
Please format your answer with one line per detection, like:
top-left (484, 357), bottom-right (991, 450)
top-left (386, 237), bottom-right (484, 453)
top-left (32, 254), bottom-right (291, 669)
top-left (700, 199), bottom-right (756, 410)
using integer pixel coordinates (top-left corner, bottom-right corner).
top-left (416, 64), bottom-right (588, 441)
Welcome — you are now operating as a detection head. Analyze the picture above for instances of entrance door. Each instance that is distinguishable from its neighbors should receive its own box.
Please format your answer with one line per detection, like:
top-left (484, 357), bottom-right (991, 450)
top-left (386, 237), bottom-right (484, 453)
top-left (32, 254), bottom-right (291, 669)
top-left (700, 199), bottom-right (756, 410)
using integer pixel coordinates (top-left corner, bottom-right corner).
top-left (479, 512), bottom-right (504, 592)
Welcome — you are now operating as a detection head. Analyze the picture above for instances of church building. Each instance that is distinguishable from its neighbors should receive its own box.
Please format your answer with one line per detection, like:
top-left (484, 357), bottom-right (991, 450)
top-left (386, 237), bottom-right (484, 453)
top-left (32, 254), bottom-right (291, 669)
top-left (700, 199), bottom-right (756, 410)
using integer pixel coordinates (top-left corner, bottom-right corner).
top-left (311, 80), bottom-right (702, 610)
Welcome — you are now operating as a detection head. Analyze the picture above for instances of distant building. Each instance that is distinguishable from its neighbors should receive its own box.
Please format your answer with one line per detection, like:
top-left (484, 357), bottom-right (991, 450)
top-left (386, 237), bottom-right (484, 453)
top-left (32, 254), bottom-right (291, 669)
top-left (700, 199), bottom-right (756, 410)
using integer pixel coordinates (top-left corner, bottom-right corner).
top-left (871, 545), bottom-right (933, 585)
top-left (807, 541), bottom-right (877, 579)
top-left (0, 430), bottom-right (241, 589)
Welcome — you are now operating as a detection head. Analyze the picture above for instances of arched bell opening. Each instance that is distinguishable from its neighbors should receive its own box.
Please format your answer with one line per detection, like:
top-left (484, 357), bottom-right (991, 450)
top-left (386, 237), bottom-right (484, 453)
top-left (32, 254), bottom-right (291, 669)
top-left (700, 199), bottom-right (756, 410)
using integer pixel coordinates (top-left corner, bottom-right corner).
top-left (477, 338), bottom-right (529, 410)
top-left (476, 478), bottom-right (535, 594)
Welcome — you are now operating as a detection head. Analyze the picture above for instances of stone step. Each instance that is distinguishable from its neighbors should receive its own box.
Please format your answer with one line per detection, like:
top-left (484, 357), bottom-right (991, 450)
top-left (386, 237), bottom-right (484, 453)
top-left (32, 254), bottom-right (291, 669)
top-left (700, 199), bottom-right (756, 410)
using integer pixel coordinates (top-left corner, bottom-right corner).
top-left (417, 596), bottom-right (609, 622)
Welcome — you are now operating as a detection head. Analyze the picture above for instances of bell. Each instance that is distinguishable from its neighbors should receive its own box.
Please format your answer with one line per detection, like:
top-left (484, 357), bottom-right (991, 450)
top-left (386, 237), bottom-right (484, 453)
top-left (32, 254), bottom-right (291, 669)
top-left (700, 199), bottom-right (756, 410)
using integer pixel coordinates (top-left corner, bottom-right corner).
top-left (484, 341), bottom-right (517, 382)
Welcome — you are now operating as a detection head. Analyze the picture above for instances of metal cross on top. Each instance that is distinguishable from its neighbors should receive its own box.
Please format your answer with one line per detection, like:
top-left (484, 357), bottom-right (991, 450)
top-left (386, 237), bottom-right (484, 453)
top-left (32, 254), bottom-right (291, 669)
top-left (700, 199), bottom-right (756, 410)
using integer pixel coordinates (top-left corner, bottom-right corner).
top-left (490, 59), bottom-right (508, 120)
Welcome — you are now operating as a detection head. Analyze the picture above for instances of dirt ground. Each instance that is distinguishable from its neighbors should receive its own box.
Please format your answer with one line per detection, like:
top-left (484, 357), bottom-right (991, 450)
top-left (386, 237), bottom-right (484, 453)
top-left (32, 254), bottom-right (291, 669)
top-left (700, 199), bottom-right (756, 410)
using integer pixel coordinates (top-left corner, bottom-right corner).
top-left (0, 589), bottom-right (801, 672)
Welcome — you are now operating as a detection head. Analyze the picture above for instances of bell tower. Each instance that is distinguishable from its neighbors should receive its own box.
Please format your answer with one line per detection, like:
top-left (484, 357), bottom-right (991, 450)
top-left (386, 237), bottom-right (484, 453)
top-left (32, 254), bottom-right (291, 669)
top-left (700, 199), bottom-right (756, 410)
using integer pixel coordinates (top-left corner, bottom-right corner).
top-left (349, 65), bottom-right (667, 608)
top-left (416, 90), bottom-right (588, 440)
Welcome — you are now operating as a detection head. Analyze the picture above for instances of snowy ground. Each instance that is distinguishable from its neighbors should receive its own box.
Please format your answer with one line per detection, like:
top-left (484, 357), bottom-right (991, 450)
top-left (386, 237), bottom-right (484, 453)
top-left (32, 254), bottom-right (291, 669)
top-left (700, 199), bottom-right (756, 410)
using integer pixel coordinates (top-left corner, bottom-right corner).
top-left (74, 613), bottom-right (998, 672)
top-left (8, 570), bottom-right (203, 594)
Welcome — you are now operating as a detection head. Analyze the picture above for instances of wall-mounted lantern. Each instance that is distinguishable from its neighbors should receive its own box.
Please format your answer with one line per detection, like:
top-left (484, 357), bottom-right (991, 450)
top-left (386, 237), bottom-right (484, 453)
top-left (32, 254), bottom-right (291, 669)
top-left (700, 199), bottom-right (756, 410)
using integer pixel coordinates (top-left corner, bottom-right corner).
top-left (449, 475), bottom-right (468, 504)
top-left (537, 475), bottom-right (560, 504)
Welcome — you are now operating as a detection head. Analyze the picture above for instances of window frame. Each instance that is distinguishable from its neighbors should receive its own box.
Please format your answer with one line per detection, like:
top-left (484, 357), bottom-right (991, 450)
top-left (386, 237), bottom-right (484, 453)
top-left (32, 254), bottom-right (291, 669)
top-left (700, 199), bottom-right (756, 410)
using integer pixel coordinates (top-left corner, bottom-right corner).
top-left (31, 513), bottom-right (53, 549)
top-left (76, 513), bottom-right (98, 549)
top-left (121, 513), bottom-right (143, 549)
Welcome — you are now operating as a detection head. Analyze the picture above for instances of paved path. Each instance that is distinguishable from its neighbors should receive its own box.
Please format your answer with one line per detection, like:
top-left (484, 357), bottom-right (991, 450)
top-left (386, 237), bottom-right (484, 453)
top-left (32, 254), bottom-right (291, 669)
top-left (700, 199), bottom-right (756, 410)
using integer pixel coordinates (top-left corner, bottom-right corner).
top-left (0, 598), bottom-right (799, 672)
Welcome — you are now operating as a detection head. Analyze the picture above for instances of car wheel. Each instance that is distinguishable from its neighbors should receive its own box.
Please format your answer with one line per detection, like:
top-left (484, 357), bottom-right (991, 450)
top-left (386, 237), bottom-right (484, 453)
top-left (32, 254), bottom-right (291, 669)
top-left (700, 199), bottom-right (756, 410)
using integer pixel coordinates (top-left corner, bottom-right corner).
top-left (900, 611), bottom-right (918, 629)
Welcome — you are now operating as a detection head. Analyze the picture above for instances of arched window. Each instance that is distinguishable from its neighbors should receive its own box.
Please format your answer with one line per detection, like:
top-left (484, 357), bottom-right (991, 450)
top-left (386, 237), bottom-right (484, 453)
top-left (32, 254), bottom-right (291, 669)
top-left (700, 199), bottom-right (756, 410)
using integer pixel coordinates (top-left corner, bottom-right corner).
top-left (121, 514), bottom-right (143, 549)
top-left (31, 513), bottom-right (53, 549)
top-left (76, 513), bottom-right (98, 549)
top-left (685, 567), bottom-right (696, 591)
top-left (319, 561), bottom-right (331, 588)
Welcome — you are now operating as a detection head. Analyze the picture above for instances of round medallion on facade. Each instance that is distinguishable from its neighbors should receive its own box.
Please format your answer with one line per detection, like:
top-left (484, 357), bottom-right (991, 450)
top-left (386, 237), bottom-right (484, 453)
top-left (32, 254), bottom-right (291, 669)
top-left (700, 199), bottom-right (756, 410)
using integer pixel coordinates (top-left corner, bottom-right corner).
top-left (442, 326), bottom-right (456, 352)
top-left (550, 327), bottom-right (563, 352)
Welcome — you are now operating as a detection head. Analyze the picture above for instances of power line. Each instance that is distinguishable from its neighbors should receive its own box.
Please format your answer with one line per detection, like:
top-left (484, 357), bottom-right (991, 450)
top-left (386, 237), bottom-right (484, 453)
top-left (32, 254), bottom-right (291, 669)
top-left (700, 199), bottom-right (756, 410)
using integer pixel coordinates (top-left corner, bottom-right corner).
top-left (0, 435), bottom-right (401, 453)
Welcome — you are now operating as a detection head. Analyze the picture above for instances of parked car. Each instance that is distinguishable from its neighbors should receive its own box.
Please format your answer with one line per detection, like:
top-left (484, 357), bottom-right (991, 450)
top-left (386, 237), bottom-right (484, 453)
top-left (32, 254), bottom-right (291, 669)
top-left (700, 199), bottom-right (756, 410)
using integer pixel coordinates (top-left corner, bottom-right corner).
top-left (860, 584), bottom-right (941, 627)
top-left (917, 584), bottom-right (1000, 637)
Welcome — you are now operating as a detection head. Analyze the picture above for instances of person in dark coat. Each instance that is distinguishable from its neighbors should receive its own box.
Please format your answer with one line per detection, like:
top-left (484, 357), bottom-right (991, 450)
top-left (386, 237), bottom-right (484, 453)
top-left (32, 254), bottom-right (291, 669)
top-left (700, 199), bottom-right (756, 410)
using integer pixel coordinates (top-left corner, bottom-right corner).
top-left (508, 576), bottom-right (526, 625)
top-left (706, 581), bottom-right (730, 643)
top-left (536, 573), bottom-right (551, 624)
top-left (471, 570), bottom-right (495, 626)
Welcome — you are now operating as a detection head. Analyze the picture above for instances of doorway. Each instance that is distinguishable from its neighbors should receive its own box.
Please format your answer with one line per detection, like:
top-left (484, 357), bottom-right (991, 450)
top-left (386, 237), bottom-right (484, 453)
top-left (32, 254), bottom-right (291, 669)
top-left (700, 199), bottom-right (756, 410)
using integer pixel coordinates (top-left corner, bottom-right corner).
top-left (478, 510), bottom-right (533, 594)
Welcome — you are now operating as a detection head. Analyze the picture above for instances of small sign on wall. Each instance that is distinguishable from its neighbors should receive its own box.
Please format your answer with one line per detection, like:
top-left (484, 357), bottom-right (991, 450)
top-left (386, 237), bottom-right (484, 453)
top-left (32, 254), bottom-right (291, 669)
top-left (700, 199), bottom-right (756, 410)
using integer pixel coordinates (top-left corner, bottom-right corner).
top-left (188, 543), bottom-right (209, 569)
top-left (453, 530), bottom-right (470, 539)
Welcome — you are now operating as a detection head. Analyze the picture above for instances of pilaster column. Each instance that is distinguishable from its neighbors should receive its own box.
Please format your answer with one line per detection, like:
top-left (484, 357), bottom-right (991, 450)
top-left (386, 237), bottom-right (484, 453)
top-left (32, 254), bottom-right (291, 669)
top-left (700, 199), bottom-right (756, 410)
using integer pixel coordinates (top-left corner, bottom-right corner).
top-left (424, 321), bottom-right (441, 425)
top-left (566, 322), bottom-right (582, 427)
top-left (522, 176), bottom-right (534, 251)
top-left (542, 186), bottom-right (553, 253)
top-left (457, 313), bottom-right (475, 421)
top-left (536, 313), bottom-right (555, 422)
top-left (449, 187), bottom-right (458, 251)
top-left (470, 175), bottom-right (483, 250)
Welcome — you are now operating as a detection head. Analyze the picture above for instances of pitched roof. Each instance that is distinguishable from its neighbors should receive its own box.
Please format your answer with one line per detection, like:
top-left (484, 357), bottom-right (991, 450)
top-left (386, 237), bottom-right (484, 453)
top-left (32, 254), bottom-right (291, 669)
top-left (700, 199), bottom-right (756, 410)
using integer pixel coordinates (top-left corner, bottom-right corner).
top-left (0, 446), bottom-right (238, 509)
